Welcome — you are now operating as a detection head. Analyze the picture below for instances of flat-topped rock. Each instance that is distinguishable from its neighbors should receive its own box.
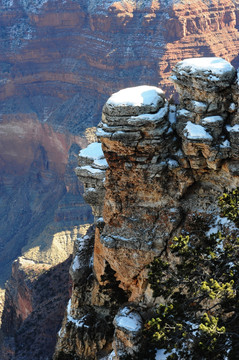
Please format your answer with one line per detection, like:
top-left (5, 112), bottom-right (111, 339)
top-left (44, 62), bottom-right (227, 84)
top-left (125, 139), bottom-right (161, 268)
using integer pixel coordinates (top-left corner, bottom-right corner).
top-left (78, 142), bottom-right (105, 165)
top-left (171, 57), bottom-right (236, 90)
top-left (103, 85), bottom-right (165, 116)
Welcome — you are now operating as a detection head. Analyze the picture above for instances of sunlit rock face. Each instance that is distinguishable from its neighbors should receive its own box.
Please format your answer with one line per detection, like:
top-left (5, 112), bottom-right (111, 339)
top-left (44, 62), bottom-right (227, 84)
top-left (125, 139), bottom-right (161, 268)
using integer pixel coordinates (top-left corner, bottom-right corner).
top-left (2, 0), bottom-right (239, 358)
top-left (1, 0), bottom-right (239, 282)
top-left (56, 57), bottom-right (239, 359)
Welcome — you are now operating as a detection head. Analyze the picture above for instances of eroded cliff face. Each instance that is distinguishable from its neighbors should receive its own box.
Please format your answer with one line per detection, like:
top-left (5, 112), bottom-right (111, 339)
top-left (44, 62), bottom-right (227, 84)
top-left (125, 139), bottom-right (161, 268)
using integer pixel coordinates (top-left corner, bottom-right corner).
top-left (55, 57), bottom-right (239, 359)
top-left (2, 0), bottom-right (239, 284)
top-left (0, 0), bottom-right (239, 277)
top-left (2, 0), bottom-right (239, 358)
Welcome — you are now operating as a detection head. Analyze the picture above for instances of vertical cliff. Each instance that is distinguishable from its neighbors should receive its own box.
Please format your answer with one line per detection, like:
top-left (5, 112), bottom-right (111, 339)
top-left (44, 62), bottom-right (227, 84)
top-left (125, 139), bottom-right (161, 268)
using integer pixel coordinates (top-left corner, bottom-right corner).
top-left (2, 0), bottom-right (239, 286)
top-left (2, 0), bottom-right (239, 358)
top-left (54, 57), bottom-right (239, 359)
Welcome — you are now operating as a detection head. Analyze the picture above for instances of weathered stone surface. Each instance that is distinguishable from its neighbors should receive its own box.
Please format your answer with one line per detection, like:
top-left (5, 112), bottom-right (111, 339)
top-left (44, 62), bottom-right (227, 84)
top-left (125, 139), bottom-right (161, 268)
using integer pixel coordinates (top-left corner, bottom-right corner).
top-left (112, 307), bottom-right (143, 359)
top-left (3, 0), bottom-right (239, 357)
top-left (171, 57), bottom-right (239, 171)
top-left (55, 59), bottom-right (239, 360)
top-left (75, 142), bottom-right (108, 219)
top-left (171, 57), bottom-right (236, 91)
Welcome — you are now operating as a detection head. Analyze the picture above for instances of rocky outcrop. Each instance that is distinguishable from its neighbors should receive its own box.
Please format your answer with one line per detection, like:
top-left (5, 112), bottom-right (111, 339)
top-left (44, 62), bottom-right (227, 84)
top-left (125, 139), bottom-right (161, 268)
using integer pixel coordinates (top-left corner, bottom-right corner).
top-left (1, 0), bottom-right (239, 285)
top-left (1, 256), bottom-right (72, 360)
top-left (2, 0), bottom-right (239, 284)
top-left (2, 0), bottom-right (239, 358)
top-left (55, 57), bottom-right (239, 359)
top-left (75, 142), bottom-right (108, 220)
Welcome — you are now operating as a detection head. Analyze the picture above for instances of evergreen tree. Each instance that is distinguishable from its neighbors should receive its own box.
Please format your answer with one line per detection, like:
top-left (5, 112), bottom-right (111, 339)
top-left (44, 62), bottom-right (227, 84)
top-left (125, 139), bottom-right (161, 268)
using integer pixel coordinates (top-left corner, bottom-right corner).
top-left (145, 188), bottom-right (239, 360)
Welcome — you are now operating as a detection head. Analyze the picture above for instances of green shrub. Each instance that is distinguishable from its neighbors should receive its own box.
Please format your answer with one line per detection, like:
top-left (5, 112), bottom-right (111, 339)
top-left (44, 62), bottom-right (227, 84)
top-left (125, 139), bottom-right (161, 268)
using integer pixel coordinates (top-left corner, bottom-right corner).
top-left (145, 188), bottom-right (239, 360)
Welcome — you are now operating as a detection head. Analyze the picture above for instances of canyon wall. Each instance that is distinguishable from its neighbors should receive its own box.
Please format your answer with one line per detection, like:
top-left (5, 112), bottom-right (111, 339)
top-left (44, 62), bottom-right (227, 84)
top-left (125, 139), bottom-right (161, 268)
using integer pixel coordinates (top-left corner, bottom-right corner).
top-left (2, 0), bottom-right (239, 284)
top-left (55, 57), bottom-right (239, 359)
top-left (2, 0), bottom-right (239, 358)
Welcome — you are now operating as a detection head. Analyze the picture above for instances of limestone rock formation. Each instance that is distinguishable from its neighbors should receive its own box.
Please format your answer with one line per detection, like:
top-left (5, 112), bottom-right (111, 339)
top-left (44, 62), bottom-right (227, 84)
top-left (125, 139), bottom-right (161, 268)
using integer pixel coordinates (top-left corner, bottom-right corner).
top-left (2, 0), bottom-right (239, 358)
top-left (75, 142), bottom-right (108, 220)
top-left (2, 0), bottom-right (239, 286)
top-left (55, 57), bottom-right (239, 360)
top-left (1, 0), bottom-right (239, 291)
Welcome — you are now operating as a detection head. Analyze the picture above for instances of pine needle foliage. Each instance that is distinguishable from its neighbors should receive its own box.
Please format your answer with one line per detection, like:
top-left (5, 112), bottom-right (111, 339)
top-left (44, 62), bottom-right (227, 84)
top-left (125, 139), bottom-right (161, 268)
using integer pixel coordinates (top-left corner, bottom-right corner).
top-left (145, 188), bottom-right (239, 360)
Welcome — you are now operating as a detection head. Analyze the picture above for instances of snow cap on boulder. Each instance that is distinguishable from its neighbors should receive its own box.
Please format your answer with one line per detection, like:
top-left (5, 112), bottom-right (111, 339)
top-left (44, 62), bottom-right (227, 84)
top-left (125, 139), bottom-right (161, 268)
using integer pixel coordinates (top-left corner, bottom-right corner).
top-left (103, 85), bottom-right (165, 116)
top-left (171, 57), bottom-right (236, 91)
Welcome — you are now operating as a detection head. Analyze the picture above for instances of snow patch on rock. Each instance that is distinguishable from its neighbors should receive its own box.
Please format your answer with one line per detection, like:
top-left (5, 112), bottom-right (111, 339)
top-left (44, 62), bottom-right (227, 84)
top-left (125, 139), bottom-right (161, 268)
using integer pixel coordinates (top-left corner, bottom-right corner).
top-left (184, 121), bottom-right (212, 140)
top-left (114, 307), bottom-right (143, 333)
top-left (107, 85), bottom-right (164, 108)
top-left (79, 142), bottom-right (104, 161)
top-left (67, 299), bottom-right (89, 328)
top-left (226, 124), bottom-right (239, 132)
top-left (177, 57), bottom-right (235, 77)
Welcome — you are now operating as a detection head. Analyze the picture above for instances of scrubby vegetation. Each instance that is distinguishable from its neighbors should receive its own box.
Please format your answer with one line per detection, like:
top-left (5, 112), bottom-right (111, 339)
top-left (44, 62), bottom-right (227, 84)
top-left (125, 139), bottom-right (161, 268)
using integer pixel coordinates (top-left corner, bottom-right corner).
top-left (145, 188), bottom-right (239, 359)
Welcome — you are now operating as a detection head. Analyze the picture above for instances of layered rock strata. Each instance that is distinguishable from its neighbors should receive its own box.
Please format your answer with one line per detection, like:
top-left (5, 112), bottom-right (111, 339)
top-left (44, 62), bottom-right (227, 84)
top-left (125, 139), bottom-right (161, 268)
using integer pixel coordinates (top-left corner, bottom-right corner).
top-left (2, 0), bottom-right (239, 285)
top-left (75, 142), bottom-right (108, 220)
top-left (171, 57), bottom-right (238, 172)
top-left (2, 0), bottom-right (239, 310)
top-left (55, 57), bottom-right (239, 359)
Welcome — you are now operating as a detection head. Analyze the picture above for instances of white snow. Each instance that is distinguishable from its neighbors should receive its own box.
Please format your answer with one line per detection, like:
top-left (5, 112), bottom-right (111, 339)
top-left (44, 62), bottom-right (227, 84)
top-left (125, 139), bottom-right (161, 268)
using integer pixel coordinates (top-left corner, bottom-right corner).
top-left (178, 57), bottom-right (235, 76)
top-left (115, 307), bottom-right (142, 332)
top-left (206, 215), bottom-right (236, 236)
top-left (79, 142), bottom-right (104, 160)
top-left (81, 165), bottom-right (104, 174)
top-left (202, 115), bottom-right (223, 124)
top-left (226, 124), bottom-right (239, 132)
top-left (167, 159), bottom-right (179, 169)
top-left (58, 326), bottom-right (66, 338)
top-left (20, 0), bottom-right (48, 12)
top-left (177, 108), bottom-right (192, 117)
top-left (169, 105), bottom-right (176, 124)
top-left (2, 0), bottom-right (14, 6)
top-left (67, 299), bottom-right (89, 328)
top-left (93, 158), bottom-right (108, 169)
top-left (155, 349), bottom-right (168, 360)
top-left (220, 139), bottom-right (230, 148)
top-left (107, 85), bottom-right (164, 107)
top-left (229, 103), bottom-right (236, 112)
top-left (107, 351), bottom-right (116, 360)
top-left (85, 187), bottom-right (96, 193)
top-left (128, 104), bottom-right (168, 124)
top-left (191, 100), bottom-right (207, 111)
top-left (72, 255), bottom-right (80, 272)
top-left (184, 121), bottom-right (213, 140)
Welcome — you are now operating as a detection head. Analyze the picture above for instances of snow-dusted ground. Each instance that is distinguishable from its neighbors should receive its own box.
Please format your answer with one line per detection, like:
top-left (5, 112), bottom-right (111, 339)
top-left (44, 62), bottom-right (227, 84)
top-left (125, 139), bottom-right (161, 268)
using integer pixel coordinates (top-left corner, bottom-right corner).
top-left (80, 165), bottom-right (105, 175)
top-left (206, 215), bottom-right (237, 237)
top-left (20, 0), bottom-right (49, 13)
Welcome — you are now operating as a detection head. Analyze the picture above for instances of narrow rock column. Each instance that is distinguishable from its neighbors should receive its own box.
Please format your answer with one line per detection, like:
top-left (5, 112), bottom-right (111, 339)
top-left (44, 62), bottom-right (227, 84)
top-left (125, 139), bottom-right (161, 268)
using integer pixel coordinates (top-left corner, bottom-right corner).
top-left (75, 142), bottom-right (108, 219)
top-left (171, 57), bottom-right (237, 171)
top-left (95, 85), bottom-right (182, 301)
